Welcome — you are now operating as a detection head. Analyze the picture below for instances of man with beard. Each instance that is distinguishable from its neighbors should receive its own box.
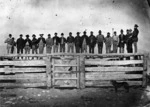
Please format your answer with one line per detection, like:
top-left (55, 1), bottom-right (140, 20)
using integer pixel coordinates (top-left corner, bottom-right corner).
top-left (60, 33), bottom-right (66, 53)
top-left (105, 32), bottom-right (112, 53)
top-left (37, 34), bottom-right (46, 54)
top-left (31, 34), bottom-right (38, 54)
top-left (46, 34), bottom-right (53, 54)
top-left (5, 34), bottom-right (13, 54)
top-left (88, 31), bottom-right (96, 53)
top-left (74, 32), bottom-right (82, 53)
top-left (118, 29), bottom-right (126, 53)
top-left (24, 35), bottom-right (32, 55)
top-left (67, 32), bottom-right (74, 53)
top-left (16, 34), bottom-right (25, 54)
top-left (53, 33), bottom-right (60, 53)
top-left (97, 30), bottom-right (105, 54)
top-left (81, 31), bottom-right (89, 53)
top-left (132, 24), bottom-right (139, 53)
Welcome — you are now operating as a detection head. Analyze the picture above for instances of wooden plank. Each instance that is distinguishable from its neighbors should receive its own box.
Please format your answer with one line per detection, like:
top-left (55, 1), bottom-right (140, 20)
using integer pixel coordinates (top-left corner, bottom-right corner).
top-left (0, 60), bottom-right (46, 66)
top-left (142, 54), bottom-right (148, 87)
top-left (0, 83), bottom-right (46, 88)
top-left (53, 85), bottom-right (77, 88)
top-left (0, 68), bottom-right (46, 73)
top-left (85, 67), bottom-right (143, 72)
top-left (80, 56), bottom-right (85, 89)
top-left (85, 72), bottom-right (142, 80)
top-left (0, 73), bottom-right (46, 80)
top-left (46, 56), bottom-right (52, 88)
top-left (2, 53), bottom-right (145, 57)
top-left (53, 64), bottom-right (78, 67)
top-left (85, 60), bottom-right (143, 65)
top-left (54, 78), bottom-right (78, 80)
top-left (85, 81), bottom-right (142, 87)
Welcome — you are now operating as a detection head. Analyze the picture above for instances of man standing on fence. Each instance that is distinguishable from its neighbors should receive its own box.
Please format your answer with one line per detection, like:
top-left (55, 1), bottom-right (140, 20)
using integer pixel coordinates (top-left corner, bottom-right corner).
top-left (60, 33), bottom-right (67, 53)
top-left (11, 37), bottom-right (16, 54)
top-left (89, 31), bottom-right (96, 53)
top-left (31, 34), bottom-right (38, 54)
top-left (46, 34), bottom-right (53, 54)
top-left (97, 30), bottom-right (105, 54)
top-left (37, 34), bottom-right (46, 54)
top-left (53, 33), bottom-right (60, 53)
top-left (24, 35), bottom-right (32, 55)
top-left (105, 32), bottom-right (112, 53)
top-left (112, 31), bottom-right (119, 53)
top-left (81, 31), bottom-right (89, 53)
top-left (4, 34), bottom-right (13, 54)
top-left (118, 29), bottom-right (125, 53)
top-left (132, 24), bottom-right (139, 53)
top-left (75, 32), bottom-right (82, 53)
top-left (67, 32), bottom-right (75, 53)
top-left (16, 34), bottom-right (25, 55)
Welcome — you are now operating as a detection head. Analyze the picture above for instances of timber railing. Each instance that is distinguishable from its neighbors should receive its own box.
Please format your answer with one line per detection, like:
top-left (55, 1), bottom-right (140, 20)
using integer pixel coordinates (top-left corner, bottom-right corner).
top-left (0, 53), bottom-right (149, 88)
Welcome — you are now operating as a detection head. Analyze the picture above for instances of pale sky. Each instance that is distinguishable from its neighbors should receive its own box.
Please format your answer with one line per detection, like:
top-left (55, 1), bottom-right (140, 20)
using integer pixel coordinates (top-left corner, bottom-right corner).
top-left (0, 0), bottom-right (150, 54)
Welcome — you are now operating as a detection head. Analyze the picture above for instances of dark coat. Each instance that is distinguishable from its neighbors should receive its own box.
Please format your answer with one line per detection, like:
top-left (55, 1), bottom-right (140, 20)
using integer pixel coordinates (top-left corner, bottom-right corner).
top-left (67, 36), bottom-right (75, 43)
top-left (24, 38), bottom-right (32, 48)
top-left (88, 35), bottom-right (96, 47)
top-left (16, 38), bottom-right (25, 49)
top-left (53, 36), bottom-right (60, 45)
top-left (81, 35), bottom-right (89, 45)
top-left (74, 35), bottom-right (82, 47)
top-left (60, 37), bottom-right (67, 45)
top-left (132, 28), bottom-right (139, 42)
top-left (118, 34), bottom-right (126, 48)
top-left (37, 37), bottom-right (46, 44)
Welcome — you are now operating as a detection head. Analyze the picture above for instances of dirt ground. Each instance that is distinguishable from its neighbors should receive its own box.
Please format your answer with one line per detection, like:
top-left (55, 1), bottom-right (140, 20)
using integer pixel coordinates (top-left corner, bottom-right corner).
top-left (0, 87), bottom-right (149, 107)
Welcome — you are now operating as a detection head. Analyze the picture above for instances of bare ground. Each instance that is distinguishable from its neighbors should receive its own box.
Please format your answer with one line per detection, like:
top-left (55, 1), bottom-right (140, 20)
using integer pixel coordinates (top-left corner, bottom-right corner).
top-left (0, 87), bottom-right (147, 107)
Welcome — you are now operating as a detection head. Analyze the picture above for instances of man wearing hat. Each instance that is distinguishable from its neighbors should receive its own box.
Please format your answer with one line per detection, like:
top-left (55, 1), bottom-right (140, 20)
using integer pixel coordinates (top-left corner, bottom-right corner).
top-left (96, 30), bottom-right (105, 54)
top-left (118, 29), bottom-right (126, 53)
top-left (4, 34), bottom-right (13, 54)
top-left (81, 31), bottom-right (89, 53)
top-left (53, 33), bottom-right (60, 53)
top-left (112, 31), bottom-right (119, 53)
top-left (24, 35), bottom-right (32, 55)
top-left (60, 33), bottom-right (66, 53)
top-left (89, 31), bottom-right (96, 53)
top-left (104, 32), bottom-right (112, 53)
top-left (37, 34), bottom-right (46, 54)
top-left (75, 32), bottom-right (82, 53)
top-left (16, 34), bottom-right (25, 55)
top-left (67, 32), bottom-right (75, 53)
top-left (31, 34), bottom-right (38, 54)
top-left (132, 24), bottom-right (139, 53)
top-left (46, 34), bottom-right (53, 54)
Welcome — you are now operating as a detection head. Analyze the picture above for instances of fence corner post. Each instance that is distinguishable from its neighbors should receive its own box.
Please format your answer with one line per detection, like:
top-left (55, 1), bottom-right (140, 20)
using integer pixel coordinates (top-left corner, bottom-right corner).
top-left (46, 55), bottom-right (52, 88)
top-left (142, 53), bottom-right (148, 87)
top-left (79, 55), bottom-right (85, 89)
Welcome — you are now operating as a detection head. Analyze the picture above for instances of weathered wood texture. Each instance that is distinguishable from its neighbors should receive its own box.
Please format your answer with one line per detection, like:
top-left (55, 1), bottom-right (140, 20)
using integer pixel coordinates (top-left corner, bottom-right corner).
top-left (0, 60), bottom-right (46, 66)
top-left (80, 56), bottom-right (85, 89)
top-left (85, 67), bottom-right (143, 72)
top-left (85, 60), bottom-right (143, 65)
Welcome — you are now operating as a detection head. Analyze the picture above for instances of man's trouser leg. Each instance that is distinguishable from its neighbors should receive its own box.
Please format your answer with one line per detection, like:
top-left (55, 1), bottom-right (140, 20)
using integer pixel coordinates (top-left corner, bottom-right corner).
top-left (133, 42), bottom-right (137, 53)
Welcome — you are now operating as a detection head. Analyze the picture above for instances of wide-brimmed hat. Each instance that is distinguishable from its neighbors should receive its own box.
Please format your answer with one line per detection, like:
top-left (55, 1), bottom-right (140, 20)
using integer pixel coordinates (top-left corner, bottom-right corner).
top-left (77, 32), bottom-right (80, 34)
top-left (26, 35), bottom-right (29, 37)
top-left (69, 32), bottom-right (72, 34)
top-left (40, 34), bottom-right (44, 36)
top-left (134, 24), bottom-right (139, 27)
top-left (32, 34), bottom-right (36, 37)
top-left (61, 33), bottom-right (64, 35)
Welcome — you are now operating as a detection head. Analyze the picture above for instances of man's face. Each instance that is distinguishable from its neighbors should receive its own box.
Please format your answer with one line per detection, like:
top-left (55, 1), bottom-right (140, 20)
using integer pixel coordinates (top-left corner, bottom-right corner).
top-left (99, 31), bottom-right (101, 34)
top-left (55, 34), bottom-right (57, 36)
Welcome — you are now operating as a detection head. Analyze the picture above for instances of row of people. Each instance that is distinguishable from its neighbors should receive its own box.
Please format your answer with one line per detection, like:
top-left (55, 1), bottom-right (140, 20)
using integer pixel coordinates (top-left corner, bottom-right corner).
top-left (4, 24), bottom-right (139, 54)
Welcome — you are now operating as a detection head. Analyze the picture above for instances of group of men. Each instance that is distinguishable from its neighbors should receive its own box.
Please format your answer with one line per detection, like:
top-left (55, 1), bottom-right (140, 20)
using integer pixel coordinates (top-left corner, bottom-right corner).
top-left (4, 24), bottom-right (139, 54)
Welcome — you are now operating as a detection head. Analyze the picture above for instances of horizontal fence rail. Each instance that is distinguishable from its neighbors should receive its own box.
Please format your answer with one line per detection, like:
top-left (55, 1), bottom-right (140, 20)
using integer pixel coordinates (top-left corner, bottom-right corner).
top-left (0, 53), bottom-right (148, 88)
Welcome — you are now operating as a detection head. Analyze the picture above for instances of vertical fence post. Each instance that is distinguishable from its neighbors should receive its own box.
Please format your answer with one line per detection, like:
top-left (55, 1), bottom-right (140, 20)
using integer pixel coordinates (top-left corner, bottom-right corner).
top-left (77, 56), bottom-right (80, 88)
top-left (46, 55), bottom-right (52, 88)
top-left (79, 55), bottom-right (85, 89)
top-left (142, 53), bottom-right (148, 87)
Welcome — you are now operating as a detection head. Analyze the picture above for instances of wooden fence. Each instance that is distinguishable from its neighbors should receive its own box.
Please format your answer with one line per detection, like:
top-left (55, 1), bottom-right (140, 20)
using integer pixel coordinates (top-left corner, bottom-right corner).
top-left (0, 53), bottom-right (149, 88)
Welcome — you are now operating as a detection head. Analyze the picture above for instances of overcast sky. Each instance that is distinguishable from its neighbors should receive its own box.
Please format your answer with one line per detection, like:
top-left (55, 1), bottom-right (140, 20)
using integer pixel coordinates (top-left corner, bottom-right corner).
top-left (0, 0), bottom-right (150, 53)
